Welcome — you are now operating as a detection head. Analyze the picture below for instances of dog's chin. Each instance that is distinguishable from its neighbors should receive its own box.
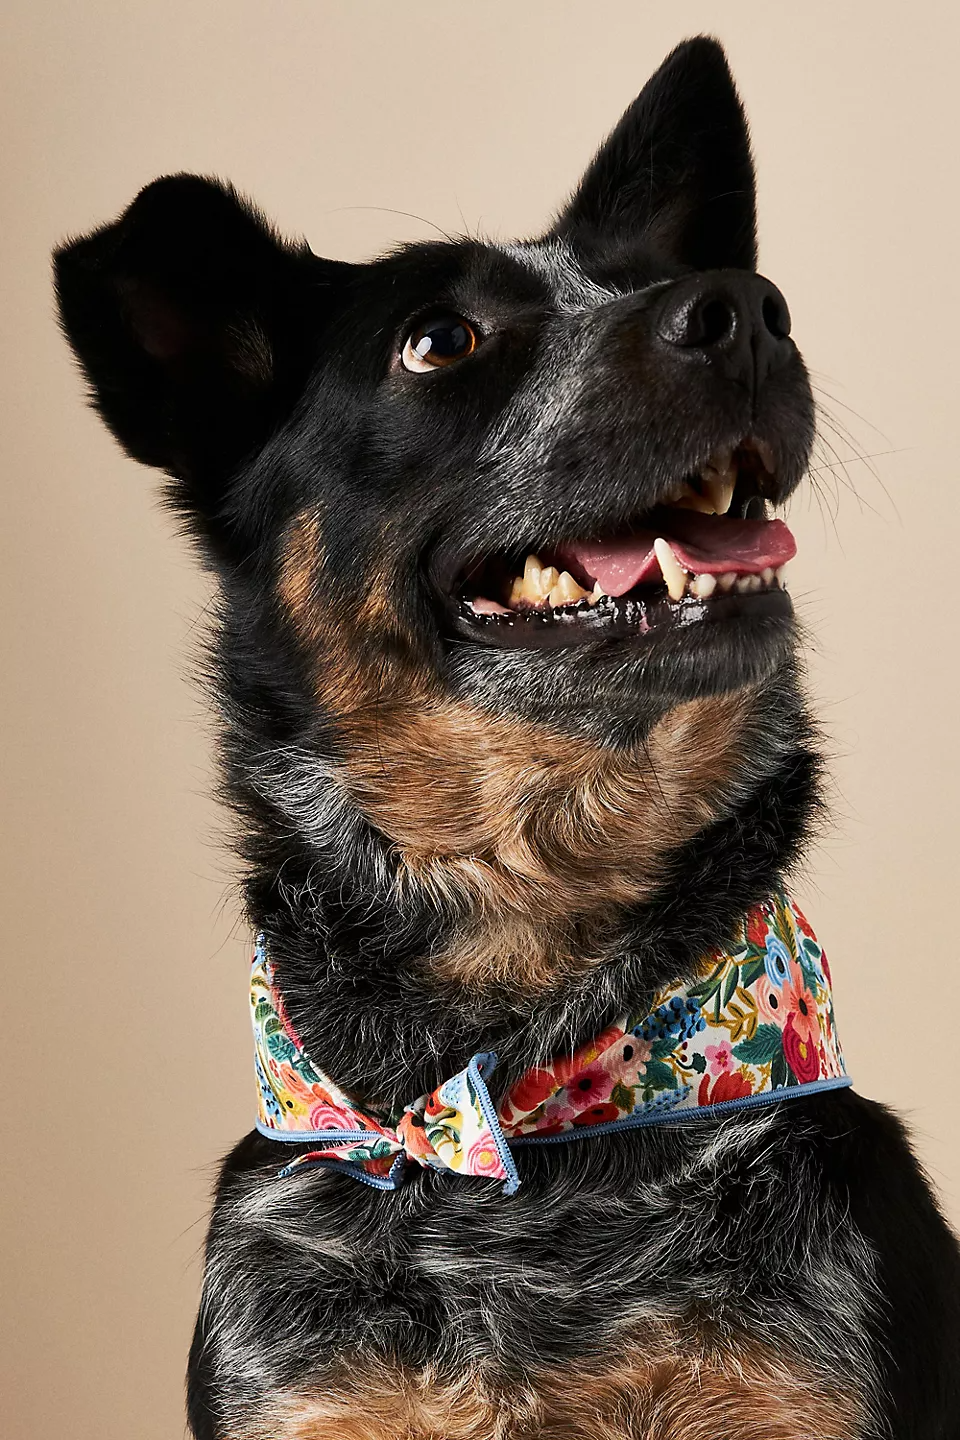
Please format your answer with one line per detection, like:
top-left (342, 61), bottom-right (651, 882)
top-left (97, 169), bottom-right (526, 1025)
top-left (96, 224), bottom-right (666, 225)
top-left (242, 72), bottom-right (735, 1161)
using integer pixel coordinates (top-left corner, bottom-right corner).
top-left (442, 598), bottom-right (796, 740)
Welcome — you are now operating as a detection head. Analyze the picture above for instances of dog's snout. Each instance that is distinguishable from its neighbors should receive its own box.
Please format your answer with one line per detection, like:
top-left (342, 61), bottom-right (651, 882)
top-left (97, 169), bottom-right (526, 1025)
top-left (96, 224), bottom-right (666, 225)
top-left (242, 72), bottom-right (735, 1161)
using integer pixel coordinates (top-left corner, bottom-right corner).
top-left (656, 271), bottom-right (793, 394)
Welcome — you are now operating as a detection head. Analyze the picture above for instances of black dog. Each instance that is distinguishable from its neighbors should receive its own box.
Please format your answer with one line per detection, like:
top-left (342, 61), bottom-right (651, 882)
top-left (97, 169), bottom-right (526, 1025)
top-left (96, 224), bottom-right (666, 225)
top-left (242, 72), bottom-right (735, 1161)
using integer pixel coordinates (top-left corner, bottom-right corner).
top-left (55, 36), bottom-right (960, 1440)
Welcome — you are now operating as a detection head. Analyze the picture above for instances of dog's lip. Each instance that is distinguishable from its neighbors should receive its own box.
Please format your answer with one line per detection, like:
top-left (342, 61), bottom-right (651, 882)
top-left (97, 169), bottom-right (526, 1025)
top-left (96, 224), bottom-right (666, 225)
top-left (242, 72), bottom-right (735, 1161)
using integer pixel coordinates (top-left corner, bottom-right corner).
top-left (449, 582), bottom-right (794, 650)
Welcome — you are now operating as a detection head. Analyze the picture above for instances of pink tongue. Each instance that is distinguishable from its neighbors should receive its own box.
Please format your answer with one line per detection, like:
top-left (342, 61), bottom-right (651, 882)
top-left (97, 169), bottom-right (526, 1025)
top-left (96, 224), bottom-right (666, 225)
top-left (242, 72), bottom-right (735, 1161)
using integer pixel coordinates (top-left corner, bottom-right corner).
top-left (555, 514), bottom-right (796, 597)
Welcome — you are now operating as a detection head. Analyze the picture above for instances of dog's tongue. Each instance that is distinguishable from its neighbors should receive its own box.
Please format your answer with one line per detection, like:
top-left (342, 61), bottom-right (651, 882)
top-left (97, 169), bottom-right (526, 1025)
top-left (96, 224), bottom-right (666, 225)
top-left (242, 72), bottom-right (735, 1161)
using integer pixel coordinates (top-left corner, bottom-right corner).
top-left (556, 514), bottom-right (796, 597)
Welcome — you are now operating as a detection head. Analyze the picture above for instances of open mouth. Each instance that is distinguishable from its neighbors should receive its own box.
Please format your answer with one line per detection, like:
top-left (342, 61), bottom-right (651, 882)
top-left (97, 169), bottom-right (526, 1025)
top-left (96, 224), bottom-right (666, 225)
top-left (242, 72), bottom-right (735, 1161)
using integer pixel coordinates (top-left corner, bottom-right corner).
top-left (449, 439), bottom-right (796, 649)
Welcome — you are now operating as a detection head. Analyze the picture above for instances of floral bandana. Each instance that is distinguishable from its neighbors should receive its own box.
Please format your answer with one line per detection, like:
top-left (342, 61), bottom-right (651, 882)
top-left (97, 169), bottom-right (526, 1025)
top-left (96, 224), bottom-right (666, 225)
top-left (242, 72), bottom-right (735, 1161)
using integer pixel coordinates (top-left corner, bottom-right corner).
top-left (252, 891), bottom-right (850, 1194)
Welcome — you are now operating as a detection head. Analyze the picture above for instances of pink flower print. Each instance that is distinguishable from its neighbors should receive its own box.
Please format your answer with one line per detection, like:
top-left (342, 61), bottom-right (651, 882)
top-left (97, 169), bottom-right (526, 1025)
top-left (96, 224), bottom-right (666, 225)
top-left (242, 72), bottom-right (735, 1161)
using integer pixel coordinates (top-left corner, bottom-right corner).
top-left (562, 1061), bottom-right (616, 1113)
top-left (599, 1034), bottom-right (652, 1087)
top-left (756, 975), bottom-right (788, 1027)
top-left (704, 1040), bottom-right (735, 1077)
top-left (466, 1135), bottom-right (507, 1178)
top-left (536, 1099), bottom-right (579, 1129)
top-left (308, 1100), bottom-right (360, 1134)
top-left (781, 961), bottom-right (820, 1051)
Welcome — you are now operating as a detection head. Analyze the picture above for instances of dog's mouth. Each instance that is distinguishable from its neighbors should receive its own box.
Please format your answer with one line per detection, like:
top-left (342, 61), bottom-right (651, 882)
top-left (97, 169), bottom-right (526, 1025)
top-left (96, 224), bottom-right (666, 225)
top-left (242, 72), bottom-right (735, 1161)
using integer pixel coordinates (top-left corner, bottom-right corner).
top-left (447, 439), bottom-right (796, 649)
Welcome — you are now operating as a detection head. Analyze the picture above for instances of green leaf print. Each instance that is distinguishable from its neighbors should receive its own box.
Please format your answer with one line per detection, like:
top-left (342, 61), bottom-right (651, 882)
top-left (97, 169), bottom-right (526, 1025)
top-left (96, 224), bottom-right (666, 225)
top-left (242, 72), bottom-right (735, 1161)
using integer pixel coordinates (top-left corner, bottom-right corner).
top-left (732, 1025), bottom-right (783, 1065)
top-left (721, 964), bottom-right (741, 1008)
top-left (771, 1050), bottom-right (790, 1090)
top-left (739, 957), bottom-right (766, 990)
top-left (642, 1059), bottom-right (679, 1093)
top-left (610, 1081), bottom-right (636, 1112)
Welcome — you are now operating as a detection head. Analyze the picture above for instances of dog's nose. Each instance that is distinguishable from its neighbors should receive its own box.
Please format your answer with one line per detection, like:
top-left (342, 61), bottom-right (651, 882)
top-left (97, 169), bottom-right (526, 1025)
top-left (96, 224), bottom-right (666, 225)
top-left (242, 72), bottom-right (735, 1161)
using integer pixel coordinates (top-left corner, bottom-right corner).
top-left (655, 271), bottom-right (793, 394)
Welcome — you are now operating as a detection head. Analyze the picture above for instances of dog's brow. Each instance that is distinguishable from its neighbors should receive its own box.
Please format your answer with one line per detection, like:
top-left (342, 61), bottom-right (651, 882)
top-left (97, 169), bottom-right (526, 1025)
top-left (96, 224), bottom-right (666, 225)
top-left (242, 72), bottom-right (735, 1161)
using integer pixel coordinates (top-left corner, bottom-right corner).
top-left (498, 238), bottom-right (621, 313)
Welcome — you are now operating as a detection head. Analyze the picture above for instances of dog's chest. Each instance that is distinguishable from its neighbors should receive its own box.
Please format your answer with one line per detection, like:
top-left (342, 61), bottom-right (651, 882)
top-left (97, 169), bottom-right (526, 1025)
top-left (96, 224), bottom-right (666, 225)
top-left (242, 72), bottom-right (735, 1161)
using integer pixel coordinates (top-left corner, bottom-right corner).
top-left (202, 1112), bottom-right (880, 1439)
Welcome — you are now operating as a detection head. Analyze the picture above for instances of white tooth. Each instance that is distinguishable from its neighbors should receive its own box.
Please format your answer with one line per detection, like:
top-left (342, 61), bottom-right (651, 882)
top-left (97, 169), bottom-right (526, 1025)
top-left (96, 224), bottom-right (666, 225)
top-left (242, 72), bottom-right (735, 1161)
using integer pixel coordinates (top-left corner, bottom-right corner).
top-left (522, 553), bottom-right (543, 602)
top-left (589, 580), bottom-right (605, 604)
top-left (702, 474), bottom-right (736, 516)
top-left (654, 537), bottom-right (689, 602)
top-left (689, 573), bottom-right (718, 599)
top-left (718, 571), bottom-right (738, 592)
top-left (748, 574), bottom-right (763, 592)
top-left (548, 570), bottom-right (589, 607)
top-left (538, 565), bottom-right (560, 599)
top-left (775, 564), bottom-right (788, 586)
top-left (508, 577), bottom-right (525, 606)
top-left (736, 575), bottom-right (753, 593)
top-left (761, 567), bottom-right (774, 586)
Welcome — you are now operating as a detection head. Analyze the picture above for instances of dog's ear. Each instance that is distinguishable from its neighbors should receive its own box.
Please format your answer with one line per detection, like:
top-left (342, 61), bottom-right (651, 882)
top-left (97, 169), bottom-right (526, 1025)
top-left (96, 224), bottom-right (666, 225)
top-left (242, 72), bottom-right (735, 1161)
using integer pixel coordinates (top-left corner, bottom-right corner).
top-left (54, 174), bottom-right (347, 550)
top-left (553, 36), bottom-right (757, 271)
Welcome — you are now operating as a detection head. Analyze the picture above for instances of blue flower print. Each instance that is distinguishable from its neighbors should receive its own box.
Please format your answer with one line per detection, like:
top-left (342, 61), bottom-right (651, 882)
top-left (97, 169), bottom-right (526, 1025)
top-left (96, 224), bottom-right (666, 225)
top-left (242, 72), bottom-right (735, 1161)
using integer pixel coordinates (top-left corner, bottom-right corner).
top-left (764, 934), bottom-right (791, 988)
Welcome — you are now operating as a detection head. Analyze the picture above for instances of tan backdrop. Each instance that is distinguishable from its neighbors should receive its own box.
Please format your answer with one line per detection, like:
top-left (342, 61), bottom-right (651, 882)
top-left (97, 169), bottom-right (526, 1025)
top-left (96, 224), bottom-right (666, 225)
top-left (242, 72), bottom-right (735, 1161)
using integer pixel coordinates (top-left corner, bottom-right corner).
top-left (3, 3), bottom-right (958, 1436)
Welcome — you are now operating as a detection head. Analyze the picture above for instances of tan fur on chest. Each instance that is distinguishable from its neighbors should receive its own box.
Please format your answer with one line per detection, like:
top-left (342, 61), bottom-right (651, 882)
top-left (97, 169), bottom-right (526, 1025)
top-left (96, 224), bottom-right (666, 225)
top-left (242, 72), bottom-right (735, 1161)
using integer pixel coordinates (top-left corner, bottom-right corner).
top-left (280, 511), bottom-right (762, 989)
top-left (233, 1338), bottom-right (864, 1439)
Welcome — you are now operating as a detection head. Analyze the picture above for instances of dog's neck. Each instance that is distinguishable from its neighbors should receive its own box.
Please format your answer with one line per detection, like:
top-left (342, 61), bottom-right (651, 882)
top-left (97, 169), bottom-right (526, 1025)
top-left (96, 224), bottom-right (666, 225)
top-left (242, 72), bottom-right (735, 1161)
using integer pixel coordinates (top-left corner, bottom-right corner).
top-left (244, 723), bottom-right (820, 1116)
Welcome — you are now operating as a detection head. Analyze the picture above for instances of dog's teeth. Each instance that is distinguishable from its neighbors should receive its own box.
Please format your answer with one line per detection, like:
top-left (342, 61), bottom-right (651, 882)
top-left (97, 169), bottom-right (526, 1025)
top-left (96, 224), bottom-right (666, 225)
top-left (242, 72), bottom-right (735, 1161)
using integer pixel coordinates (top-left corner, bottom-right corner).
top-left (718, 571), bottom-right (738, 592)
top-left (689, 573), bottom-right (717, 599)
top-left (735, 575), bottom-right (753, 593)
top-left (548, 570), bottom-right (589, 607)
top-left (752, 438), bottom-right (776, 473)
top-left (761, 567), bottom-right (774, 586)
top-left (674, 483), bottom-right (717, 514)
top-left (589, 581), bottom-right (605, 605)
top-left (538, 565), bottom-right (560, 599)
top-left (701, 473), bottom-right (736, 516)
top-left (521, 553), bottom-right (545, 603)
top-left (653, 537), bottom-right (688, 602)
top-left (775, 564), bottom-right (788, 586)
top-left (508, 577), bottom-right (525, 606)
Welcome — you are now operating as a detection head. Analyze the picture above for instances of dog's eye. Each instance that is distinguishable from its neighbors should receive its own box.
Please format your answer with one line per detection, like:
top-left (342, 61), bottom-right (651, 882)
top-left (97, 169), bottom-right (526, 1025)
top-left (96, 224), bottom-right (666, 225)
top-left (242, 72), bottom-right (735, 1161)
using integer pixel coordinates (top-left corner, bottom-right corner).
top-left (401, 314), bottom-right (477, 373)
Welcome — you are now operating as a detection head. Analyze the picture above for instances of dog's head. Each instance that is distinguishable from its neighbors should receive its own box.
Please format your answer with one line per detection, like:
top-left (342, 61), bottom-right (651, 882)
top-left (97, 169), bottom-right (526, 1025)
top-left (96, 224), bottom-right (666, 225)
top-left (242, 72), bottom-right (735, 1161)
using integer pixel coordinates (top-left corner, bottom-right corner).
top-left (55, 38), bottom-right (818, 991)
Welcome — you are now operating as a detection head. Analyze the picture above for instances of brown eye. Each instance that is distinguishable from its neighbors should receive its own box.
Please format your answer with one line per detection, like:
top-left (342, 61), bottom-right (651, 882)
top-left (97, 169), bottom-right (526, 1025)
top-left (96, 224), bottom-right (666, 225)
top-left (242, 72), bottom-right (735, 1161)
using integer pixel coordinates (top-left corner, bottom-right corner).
top-left (401, 314), bottom-right (477, 372)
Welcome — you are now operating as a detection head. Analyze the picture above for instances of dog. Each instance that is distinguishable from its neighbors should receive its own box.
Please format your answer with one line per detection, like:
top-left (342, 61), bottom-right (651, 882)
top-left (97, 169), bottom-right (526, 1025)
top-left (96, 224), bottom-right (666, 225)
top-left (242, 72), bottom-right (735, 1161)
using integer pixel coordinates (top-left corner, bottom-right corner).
top-left (54, 34), bottom-right (960, 1440)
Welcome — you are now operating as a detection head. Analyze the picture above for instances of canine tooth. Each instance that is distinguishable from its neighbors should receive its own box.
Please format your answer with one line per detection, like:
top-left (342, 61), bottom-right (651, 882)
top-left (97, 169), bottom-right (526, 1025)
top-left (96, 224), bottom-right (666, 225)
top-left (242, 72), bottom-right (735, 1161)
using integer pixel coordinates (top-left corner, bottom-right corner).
top-left (775, 564), bottom-right (788, 586)
top-left (589, 581), bottom-right (605, 605)
top-left (548, 570), bottom-right (589, 606)
top-left (718, 571), bottom-right (738, 592)
top-left (689, 573), bottom-right (718, 599)
top-left (508, 577), bottom-right (525, 606)
top-left (761, 567), bottom-right (774, 586)
top-left (702, 473), bottom-right (736, 516)
top-left (674, 483), bottom-right (717, 514)
top-left (751, 438), bottom-right (776, 473)
top-left (654, 537), bottom-right (688, 602)
top-left (522, 554), bottom-right (545, 603)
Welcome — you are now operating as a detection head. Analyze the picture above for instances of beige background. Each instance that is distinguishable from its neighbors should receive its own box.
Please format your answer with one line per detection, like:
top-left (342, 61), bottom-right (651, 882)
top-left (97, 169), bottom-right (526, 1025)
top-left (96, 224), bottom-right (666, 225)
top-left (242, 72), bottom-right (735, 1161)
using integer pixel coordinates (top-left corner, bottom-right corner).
top-left (2, 3), bottom-right (958, 1436)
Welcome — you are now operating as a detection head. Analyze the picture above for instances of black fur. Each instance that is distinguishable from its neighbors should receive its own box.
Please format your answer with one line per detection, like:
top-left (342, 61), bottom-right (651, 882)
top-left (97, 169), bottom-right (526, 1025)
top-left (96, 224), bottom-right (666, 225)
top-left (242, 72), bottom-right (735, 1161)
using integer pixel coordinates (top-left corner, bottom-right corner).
top-left (55, 35), bottom-right (960, 1440)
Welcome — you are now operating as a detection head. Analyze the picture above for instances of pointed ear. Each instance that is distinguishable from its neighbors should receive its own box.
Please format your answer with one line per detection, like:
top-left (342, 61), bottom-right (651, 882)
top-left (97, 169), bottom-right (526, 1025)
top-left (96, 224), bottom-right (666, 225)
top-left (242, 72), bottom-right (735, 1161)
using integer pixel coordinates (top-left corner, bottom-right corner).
top-left (553, 37), bottom-right (757, 272)
top-left (54, 175), bottom-right (347, 545)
